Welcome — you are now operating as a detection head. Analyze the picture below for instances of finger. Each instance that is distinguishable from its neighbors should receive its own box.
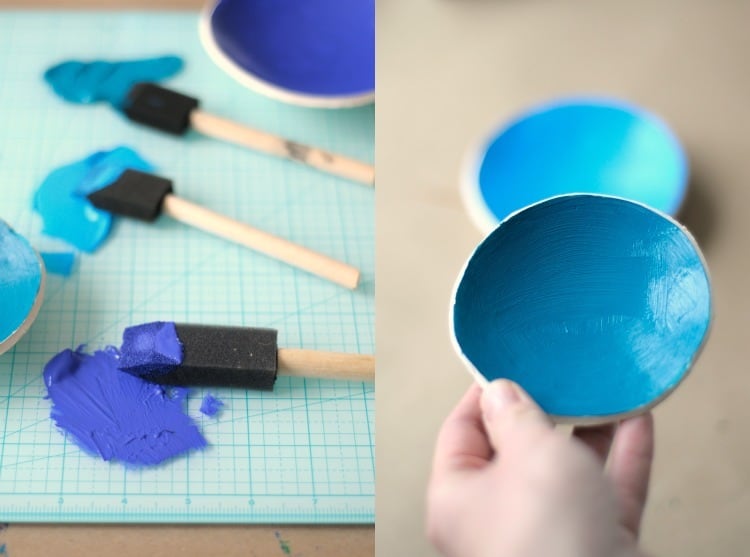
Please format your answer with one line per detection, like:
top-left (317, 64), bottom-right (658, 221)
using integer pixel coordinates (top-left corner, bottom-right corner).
top-left (572, 423), bottom-right (616, 463)
top-left (431, 384), bottom-right (493, 481)
top-left (607, 412), bottom-right (655, 537)
top-left (480, 379), bottom-right (553, 454)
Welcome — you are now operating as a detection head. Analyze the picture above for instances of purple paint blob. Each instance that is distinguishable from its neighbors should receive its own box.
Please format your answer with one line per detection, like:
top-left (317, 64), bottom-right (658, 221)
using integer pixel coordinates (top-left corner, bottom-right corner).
top-left (44, 347), bottom-right (206, 467)
top-left (200, 394), bottom-right (224, 417)
top-left (119, 321), bottom-right (183, 377)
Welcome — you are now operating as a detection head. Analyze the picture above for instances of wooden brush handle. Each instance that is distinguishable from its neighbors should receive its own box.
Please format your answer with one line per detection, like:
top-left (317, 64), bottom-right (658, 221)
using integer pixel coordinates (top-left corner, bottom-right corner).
top-left (162, 195), bottom-right (360, 289)
top-left (190, 110), bottom-right (375, 186)
top-left (277, 348), bottom-right (375, 382)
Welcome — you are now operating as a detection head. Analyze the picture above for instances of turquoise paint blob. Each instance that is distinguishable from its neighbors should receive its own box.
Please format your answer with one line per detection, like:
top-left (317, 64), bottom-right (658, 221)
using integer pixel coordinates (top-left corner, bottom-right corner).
top-left (464, 98), bottom-right (688, 232)
top-left (0, 221), bottom-right (43, 346)
top-left (452, 195), bottom-right (711, 420)
top-left (33, 146), bottom-right (154, 252)
top-left (40, 252), bottom-right (76, 276)
top-left (44, 55), bottom-right (183, 109)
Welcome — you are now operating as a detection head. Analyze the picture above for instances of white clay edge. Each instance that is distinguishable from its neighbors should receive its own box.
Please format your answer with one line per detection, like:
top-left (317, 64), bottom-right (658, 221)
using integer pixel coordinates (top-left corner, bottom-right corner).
top-left (198, 3), bottom-right (375, 109)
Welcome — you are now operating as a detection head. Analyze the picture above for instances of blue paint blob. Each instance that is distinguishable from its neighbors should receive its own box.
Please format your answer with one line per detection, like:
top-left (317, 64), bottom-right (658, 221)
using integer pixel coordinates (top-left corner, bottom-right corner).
top-left (44, 55), bottom-right (183, 108)
top-left (466, 98), bottom-right (687, 231)
top-left (208, 0), bottom-right (374, 97)
top-left (33, 146), bottom-right (154, 252)
top-left (119, 321), bottom-right (183, 377)
top-left (452, 195), bottom-right (711, 419)
top-left (0, 221), bottom-right (43, 345)
top-left (200, 394), bottom-right (224, 417)
top-left (44, 347), bottom-right (206, 467)
top-left (40, 252), bottom-right (76, 276)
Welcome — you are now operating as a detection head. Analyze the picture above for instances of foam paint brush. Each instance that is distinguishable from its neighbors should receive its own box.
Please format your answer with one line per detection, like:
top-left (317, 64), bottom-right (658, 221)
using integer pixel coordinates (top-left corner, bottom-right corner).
top-left (45, 58), bottom-right (374, 185)
top-left (118, 322), bottom-right (375, 389)
top-left (123, 83), bottom-right (375, 185)
top-left (86, 168), bottom-right (360, 289)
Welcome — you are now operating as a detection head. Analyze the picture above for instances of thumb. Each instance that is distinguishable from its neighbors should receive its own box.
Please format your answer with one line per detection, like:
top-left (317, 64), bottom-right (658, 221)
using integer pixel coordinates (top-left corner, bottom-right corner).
top-left (480, 379), bottom-right (553, 453)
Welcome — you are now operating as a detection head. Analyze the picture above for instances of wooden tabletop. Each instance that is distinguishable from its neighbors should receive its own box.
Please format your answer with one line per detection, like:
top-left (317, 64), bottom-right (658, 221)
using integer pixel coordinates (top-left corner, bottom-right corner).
top-left (0, 1), bottom-right (373, 555)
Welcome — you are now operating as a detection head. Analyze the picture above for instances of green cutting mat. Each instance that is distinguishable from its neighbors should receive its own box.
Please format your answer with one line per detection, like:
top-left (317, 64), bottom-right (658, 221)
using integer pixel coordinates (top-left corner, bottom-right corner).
top-left (0, 11), bottom-right (374, 523)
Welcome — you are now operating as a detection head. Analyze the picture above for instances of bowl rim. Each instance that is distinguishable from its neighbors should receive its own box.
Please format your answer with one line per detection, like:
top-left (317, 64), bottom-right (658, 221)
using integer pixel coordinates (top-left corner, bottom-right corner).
top-left (198, 2), bottom-right (375, 109)
top-left (459, 96), bottom-right (690, 234)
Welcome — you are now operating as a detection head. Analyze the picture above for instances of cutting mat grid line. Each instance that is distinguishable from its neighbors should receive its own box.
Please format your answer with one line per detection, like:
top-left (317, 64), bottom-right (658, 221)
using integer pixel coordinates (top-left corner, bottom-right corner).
top-left (0, 12), bottom-right (374, 523)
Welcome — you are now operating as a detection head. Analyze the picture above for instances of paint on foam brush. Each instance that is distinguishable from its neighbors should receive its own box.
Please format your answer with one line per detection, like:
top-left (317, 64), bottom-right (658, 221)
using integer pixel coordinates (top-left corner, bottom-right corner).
top-left (33, 146), bottom-right (154, 252)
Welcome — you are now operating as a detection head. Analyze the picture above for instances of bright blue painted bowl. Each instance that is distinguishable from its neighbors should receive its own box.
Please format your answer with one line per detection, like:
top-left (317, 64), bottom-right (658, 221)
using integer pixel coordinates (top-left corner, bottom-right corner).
top-left (461, 98), bottom-right (689, 233)
top-left (200, 0), bottom-right (375, 107)
top-left (0, 220), bottom-right (45, 354)
top-left (451, 194), bottom-right (711, 423)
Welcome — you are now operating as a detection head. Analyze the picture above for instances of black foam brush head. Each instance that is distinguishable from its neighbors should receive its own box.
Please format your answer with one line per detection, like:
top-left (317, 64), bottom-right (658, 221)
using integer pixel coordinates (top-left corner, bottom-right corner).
top-left (123, 82), bottom-right (199, 135)
top-left (87, 169), bottom-right (174, 221)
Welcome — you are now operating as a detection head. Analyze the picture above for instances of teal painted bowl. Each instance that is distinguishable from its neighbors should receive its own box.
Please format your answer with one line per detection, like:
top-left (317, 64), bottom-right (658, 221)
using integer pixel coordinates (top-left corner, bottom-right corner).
top-left (0, 220), bottom-right (45, 355)
top-left (461, 98), bottom-right (688, 233)
top-left (451, 194), bottom-right (711, 423)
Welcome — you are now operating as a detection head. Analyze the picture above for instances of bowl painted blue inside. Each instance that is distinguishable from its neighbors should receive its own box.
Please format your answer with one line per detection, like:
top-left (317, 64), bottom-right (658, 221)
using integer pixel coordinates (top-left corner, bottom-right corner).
top-left (0, 221), bottom-right (43, 348)
top-left (465, 99), bottom-right (688, 232)
top-left (208, 0), bottom-right (374, 99)
top-left (452, 195), bottom-right (710, 420)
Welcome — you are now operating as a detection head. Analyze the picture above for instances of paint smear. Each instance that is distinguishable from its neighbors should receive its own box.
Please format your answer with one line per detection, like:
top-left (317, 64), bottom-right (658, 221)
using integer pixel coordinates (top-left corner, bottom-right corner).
top-left (200, 394), bottom-right (224, 417)
top-left (40, 252), bottom-right (76, 276)
top-left (274, 531), bottom-right (291, 555)
top-left (452, 195), bottom-right (711, 418)
top-left (33, 146), bottom-right (154, 252)
top-left (119, 321), bottom-right (183, 377)
top-left (0, 221), bottom-right (42, 344)
top-left (44, 55), bottom-right (183, 109)
top-left (44, 347), bottom-right (207, 467)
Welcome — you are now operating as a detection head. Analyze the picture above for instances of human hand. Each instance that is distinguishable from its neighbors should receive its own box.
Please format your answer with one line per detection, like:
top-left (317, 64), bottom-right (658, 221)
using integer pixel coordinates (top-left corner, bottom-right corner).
top-left (426, 380), bottom-right (654, 557)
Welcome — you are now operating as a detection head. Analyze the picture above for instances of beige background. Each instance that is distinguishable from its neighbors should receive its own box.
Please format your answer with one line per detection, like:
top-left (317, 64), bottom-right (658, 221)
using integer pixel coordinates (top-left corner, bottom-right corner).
top-left (377, 0), bottom-right (750, 555)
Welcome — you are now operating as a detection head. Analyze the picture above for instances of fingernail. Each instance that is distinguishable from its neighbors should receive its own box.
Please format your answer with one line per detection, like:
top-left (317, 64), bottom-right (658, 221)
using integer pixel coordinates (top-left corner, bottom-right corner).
top-left (482, 380), bottom-right (519, 417)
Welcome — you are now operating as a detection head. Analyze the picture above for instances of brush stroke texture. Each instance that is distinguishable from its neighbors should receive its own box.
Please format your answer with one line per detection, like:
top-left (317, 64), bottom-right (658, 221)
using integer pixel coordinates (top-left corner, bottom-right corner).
top-left (453, 195), bottom-right (710, 418)
top-left (44, 347), bottom-right (206, 467)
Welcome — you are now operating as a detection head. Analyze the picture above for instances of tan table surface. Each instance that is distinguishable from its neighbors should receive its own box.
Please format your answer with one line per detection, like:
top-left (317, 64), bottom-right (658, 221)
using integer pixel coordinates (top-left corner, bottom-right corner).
top-left (0, 1), bottom-right (373, 555)
top-left (378, 0), bottom-right (750, 555)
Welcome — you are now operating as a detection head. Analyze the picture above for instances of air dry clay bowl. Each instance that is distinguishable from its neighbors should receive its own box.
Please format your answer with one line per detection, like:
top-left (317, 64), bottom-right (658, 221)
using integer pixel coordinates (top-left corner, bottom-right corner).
top-left (450, 194), bottom-right (711, 424)
top-left (461, 98), bottom-right (689, 233)
top-left (0, 220), bottom-right (45, 355)
top-left (199, 0), bottom-right (375, 108)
